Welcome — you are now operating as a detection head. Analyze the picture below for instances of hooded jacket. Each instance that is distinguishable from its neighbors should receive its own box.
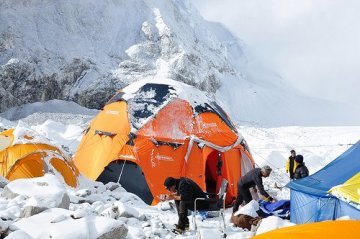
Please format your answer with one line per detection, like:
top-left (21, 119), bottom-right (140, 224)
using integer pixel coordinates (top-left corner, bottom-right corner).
top-left (294, 163), bottom-right (309, 179)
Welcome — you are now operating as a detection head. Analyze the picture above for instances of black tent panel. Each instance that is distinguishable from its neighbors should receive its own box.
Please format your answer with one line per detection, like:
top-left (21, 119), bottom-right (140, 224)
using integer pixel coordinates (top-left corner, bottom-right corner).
top-left (128, 83), bottom-right (177, 129)
top-left (97, 161), bottom-right (154, 205)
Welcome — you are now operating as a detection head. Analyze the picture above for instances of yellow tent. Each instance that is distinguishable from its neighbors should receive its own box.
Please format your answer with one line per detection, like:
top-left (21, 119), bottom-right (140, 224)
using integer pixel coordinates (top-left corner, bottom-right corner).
top-left (252, 220), bottom-right (360, 239)
top-left (329, 172), bottom-right (360, 204)
top-left (0, 129), bottom-right (79, 187)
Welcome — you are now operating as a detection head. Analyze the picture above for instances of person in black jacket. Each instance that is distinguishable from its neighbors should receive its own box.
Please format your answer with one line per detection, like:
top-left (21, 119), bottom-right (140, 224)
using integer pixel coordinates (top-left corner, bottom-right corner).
top-left (293, 155), bottom-right (309, 179)
top-left (233, 165), bottom-right (275, 213)
top-left (163, 177), bottom-right (207, 233)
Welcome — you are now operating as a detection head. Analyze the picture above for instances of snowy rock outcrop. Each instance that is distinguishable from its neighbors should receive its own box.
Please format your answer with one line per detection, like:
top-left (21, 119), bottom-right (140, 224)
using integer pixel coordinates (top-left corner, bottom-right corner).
top-left (1, 0), bottom-right (358, 126)
top-left (0, 0), bottom-right (235, 111)
top-left (2, 174), bottom-right (70, 212)
top-left (12, 208), bottom-right (128, 239)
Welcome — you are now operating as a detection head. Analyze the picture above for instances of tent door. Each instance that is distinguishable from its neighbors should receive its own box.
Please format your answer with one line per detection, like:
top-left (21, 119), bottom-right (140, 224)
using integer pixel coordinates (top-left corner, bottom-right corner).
top-left (205, 151), bottom-right (223, 194)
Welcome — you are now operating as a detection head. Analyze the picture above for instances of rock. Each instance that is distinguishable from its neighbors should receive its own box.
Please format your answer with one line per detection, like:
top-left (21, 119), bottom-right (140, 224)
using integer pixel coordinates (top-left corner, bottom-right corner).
top-left (0, 177), bottom-right (9, 188)
top-left (19, 206), bottom-right (47, 218)
top-left (2, 186), bottom-right (17, 199)
top-left (58, 193), bottom-right (70, 210)
top-left (3, 176), bottom-right (70, 209)
top-left (75, 189), bottom-right (91, 197)
top-left (101, 206), bottom-right (119, 219)
top-left (105, 182), bottom-right (120, 191)
top-left (97, 224), bottom-right (128, 239)
top-left (116, 202), bottom-right (140, 219)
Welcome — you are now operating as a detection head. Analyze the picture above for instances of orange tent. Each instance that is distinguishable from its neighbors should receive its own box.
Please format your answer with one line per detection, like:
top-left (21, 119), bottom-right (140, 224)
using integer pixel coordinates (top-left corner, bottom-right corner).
top-left (0, 128), bottom-right (79, 187)
top-left (74, 79), bottom-right (254, 204)
top-left (252, 220), bottom-right (360, 239)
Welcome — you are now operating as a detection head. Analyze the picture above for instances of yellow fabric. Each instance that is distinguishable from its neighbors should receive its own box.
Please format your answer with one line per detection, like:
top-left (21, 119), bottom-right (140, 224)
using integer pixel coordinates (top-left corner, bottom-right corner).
top-left (0, 129), bottom-right (78, 187)
top-left (252, 220), bottom-right (360, 239)
top-left (6, 153), bottom-right (45, 181)
top-left (73, 101), bottom-right (131, 180)
top-left (329, 172), bottom-right (360, 204)
top-left (0, 144), bottom-right (59, 176)
top-left (285, 157), bottom-right (298, 174)
top-left (50, 157), bottom-right (78, 187)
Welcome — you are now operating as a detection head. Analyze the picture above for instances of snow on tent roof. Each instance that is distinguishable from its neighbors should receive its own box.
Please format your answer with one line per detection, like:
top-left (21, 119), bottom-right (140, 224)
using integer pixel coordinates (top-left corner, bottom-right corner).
top-left (106, 79), bottom-right (237, 132)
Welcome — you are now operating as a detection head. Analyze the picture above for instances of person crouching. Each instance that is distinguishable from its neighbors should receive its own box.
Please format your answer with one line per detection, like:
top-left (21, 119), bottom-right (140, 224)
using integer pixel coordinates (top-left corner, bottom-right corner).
top-left (163, 177), bottom-right (208, 234)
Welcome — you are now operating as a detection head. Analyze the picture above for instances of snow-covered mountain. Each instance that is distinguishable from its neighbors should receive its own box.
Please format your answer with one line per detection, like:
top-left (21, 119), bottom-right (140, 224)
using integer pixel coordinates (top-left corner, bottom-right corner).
top-left (0, 0), bottom-right (358, 126)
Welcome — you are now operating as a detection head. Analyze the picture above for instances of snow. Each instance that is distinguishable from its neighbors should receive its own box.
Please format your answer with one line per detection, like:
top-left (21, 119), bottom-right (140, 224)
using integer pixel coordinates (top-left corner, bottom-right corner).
top-left (1, 102), bottom-right (360, 237)
top-left (5, 174), bottom-right (66, 208)
top-left (0, 0), bottom-right (359, 236)
top-left (12, 123), bottom-right (54, 146)
top-left (13, 208), bottom-right (126, 239)
top-left (234, 200), bottom-right (259, 217)
top-left (120, 78), bottom-right (231, 132)
top-left (255, 216), bottom-right (295, 236)
top-left (0, 100), bottom-right (98, 121)
top-left (1, 0), bottom-right (358, 126)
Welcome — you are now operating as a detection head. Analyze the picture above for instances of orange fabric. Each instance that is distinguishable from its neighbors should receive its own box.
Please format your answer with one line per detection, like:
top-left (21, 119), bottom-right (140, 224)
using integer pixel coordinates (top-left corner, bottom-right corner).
top-left (137, 99), bottom-right (194, 143)
top-left (74, 99), bottom-right (255, 204)
top-left (222, 148), bottom-right (242, 201)
top-left (194, 112), bottom-right (238, 147)
top-left (185, 142), bottom-right (205, 189)
top-left (118, 144), bottom-right (137, 161)
top-left (252, 220), bottom-right (360, 239)
top-left (135, 137), bottom-right (187, 203)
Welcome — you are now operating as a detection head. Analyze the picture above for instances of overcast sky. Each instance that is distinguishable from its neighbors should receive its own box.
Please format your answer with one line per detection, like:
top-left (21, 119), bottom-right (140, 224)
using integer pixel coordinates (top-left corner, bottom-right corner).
top-left (191, 0), bottom-right (360, 104)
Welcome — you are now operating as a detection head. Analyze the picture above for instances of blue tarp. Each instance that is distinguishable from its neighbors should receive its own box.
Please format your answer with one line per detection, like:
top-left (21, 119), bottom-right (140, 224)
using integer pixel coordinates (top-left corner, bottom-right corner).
top-left (259, 200), bottom-right (290, 218)
top-left (287, 140), bottom-right (360, 224)
top-left (290, 189), bottom-right (360, 223)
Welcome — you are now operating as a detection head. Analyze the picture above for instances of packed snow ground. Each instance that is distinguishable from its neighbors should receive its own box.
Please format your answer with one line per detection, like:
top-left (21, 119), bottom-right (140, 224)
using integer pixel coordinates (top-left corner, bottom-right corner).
top-left (1, 110), bottom-right (360, 238)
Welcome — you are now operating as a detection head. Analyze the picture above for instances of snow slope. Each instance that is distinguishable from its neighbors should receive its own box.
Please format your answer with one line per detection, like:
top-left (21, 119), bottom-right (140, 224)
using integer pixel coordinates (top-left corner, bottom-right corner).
top-left (0, 99), bottom-right (98, 121)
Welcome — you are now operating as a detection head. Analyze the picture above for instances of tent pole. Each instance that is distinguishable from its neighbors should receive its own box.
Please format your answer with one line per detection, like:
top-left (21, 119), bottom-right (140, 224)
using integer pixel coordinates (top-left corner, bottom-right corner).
top-left (117, 159), bottom-right (127, 184)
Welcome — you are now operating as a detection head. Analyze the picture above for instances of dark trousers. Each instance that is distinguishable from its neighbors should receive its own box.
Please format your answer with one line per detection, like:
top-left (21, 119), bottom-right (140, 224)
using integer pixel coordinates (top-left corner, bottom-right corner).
top-left (175, 200), bottom-right (191, 229)
top-left (175, 200), bottom-right (208, 229)
top-left (233, 185), bottom-right (252, 212)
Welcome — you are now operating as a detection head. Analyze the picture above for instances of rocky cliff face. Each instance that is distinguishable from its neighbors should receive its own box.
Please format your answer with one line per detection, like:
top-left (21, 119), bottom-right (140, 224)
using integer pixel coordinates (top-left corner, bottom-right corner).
top-left (0, 0), bottom-right (239, 111)
top-left (2, 0), bottom-right (357, 126)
